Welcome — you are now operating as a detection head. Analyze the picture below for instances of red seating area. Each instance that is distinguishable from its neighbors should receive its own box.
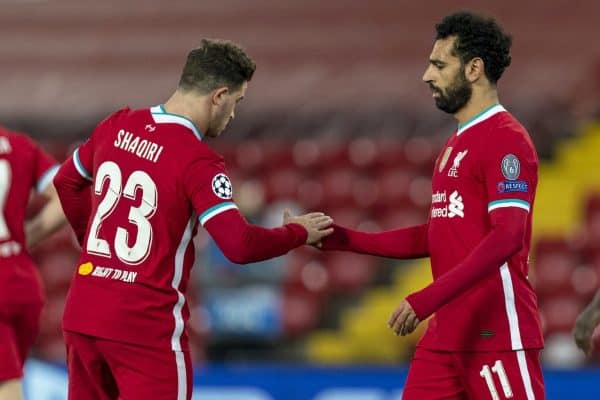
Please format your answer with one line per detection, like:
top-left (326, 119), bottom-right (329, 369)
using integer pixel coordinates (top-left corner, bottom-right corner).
top-left (1, 0), bottom-right (597, 122)
top-left (222, 137), bottom-right (435, 216)
top-left (0, 0), bottom-right (595, 366)
top-left (27, 138), bottom-right (600, 364)
top-left (28, 137), bottom-right (435, 362)
top-left (534, 194), bottom-right (600, 345)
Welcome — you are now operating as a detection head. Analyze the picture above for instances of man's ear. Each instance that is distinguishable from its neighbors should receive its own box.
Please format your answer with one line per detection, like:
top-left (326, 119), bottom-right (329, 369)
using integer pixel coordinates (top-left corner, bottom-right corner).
top-left (465, 57), bottom-right (485, 83)
top-left (211, 87), bottom-right (229, 105)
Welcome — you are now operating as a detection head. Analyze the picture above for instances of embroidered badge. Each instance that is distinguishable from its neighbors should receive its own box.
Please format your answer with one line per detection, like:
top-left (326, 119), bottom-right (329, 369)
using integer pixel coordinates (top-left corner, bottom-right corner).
top-left (448, 149), bottom-right (468, 177)
top-left (497, 180), bottom-right (528, 193)
top-left (501, 154), bottom-right (520, 180)
top-left (211, 173), bottom-right (233, 199)
top-left (438, 147), bottom-right (453, 172)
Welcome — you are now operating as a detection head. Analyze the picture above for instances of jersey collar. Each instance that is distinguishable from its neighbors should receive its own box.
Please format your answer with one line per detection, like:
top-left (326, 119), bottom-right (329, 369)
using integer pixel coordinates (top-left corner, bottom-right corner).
top-left (456, 104), bottom-right (506, 136)
top-left (150, 104), bottom-right (203, 141)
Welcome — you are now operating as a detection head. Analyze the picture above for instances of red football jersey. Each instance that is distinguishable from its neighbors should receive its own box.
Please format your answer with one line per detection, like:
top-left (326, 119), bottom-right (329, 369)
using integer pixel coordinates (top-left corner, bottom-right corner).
top-left (59, 106), bottom-right (306, 352)
top-left (419, 104), bottom-right (543, 351)
top-left (0, 127), bottom-right (58, 305)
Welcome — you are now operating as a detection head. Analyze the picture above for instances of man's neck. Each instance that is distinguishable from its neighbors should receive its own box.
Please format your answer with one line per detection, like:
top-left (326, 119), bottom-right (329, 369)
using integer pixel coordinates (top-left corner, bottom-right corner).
top-left (163, 90), bottom-right (210, 134)
top-left (454, 89), bottom-right (500, 126)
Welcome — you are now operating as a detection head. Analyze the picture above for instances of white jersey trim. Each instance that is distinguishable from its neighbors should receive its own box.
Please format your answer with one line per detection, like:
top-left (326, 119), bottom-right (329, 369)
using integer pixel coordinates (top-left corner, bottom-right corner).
top-left (516, 350), bottom-right (536, 400)
top-left (36, 164), bottom-right (59, 193)
top-left (170, 217), bottom-right (193, 352)
top-left (457, 104), bottom-right (506, 136)
top-left (150, 105), bottom-right (203, 141)
top-left (499, 262), bottom-right (523, 350)
top-left (488, 199), bottom-right (530, 213)
top-left (199, 202), bottom-right (238, 226)
top-left (73, 148), bottom-right (93, 181)
top-left (174, 350), bottom-right (188, 400)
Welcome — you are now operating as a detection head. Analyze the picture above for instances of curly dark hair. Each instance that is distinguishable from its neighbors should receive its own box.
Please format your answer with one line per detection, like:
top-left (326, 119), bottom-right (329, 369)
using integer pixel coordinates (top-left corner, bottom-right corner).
top-left (435, 11), bottom-right (512, 84)
top-left (178, 38), bottom-right (256, 93)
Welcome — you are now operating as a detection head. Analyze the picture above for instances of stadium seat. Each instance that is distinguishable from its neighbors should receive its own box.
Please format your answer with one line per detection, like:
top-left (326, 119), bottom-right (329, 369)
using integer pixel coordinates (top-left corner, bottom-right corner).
top-left (375, 167), bottom-right (415, 211)
top-left (584, 198), bottom-right (600, 250)
top-left (372, 137), bottom-right (406, 171)
top-left (296, 179), bottom-right (324, 210)
top-left (292, 138), bottom-right (324, 169)
top-left (350, 175), bottom-right (380, 209)
top-left (403, 136), bottom-right (436, 174)
top-left (326, 206), bottom-right (368, 230)
top-left (320, 167), bottom-right (357, 208)
top-left (570, 264), bottom-right (599, 299)
top-left (347, 137), bottom-right (378, 169)
top-left (323, 252), bottom-right (376, 294)
top-left (375, 207), bottom-right (428, 231)
top-left (532, 237), bottom-right (578, 298)
top-left (281, 287), bottom-right (322, 337)
top-left (539, 296), bottom-right (584, 335)
top-left (265, 167), bottom-right (303, 202)
top-left (283, 249), bottom-right (330, 296)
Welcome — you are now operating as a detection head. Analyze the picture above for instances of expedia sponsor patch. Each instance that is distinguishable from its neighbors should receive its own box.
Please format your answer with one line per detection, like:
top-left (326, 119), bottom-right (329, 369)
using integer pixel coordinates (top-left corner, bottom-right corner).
top-left (497, 180), bottom-right (528, 193)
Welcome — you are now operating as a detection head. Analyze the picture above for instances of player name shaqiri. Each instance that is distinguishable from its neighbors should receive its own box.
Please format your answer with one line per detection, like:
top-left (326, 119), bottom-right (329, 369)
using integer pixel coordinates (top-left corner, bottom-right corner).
top-left (113, 129), bottom-right (164, 163)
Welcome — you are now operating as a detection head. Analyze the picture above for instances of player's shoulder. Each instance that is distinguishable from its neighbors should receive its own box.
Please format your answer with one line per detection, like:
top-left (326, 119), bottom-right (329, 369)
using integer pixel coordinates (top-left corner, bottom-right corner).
top-left (98, 106), bottom-right (141, 127)
top-left (190, 141), bottom-right (226, 168)
top-left (492, 111), bottom-right (529, 137)
top-left (0, 127), bottom-right (38, 153)
top-left (180, 143), bottom-right (228, 187)
top-left (89, 107), bottom-right (135, 139)
top-left (485, 110), bottom-right (534, 148)
top-left (485, 111), bottom-right (538, 165)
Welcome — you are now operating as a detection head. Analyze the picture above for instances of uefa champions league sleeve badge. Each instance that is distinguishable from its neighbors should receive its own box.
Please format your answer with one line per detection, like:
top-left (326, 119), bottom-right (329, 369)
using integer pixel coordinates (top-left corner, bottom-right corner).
top-left (211, 173), bottom-right (233, 199)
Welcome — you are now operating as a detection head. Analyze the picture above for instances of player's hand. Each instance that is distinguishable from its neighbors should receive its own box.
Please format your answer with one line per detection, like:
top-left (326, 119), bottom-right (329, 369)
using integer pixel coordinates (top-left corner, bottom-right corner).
top-left (283, 209), bottom-right (334, 245)
top-left (573, 307), bottom-right (600, 356)
top-left (388, 299), bottom-right (420, 336)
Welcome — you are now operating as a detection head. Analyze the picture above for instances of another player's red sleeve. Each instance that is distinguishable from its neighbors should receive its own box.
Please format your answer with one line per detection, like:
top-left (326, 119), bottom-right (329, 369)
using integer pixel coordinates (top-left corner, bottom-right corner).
top-left (53, 137), bottom-right (94, 245)
top-left (27, 137), bottom-right (60, 193)
top-left (204, 209), bottom-right (307, 264)
top-left (320, 224), bottom-right (429, 259)
top-left (184, 156), bottom-right (307, 264)
top-left (406, 207), bottom-right (527, 320)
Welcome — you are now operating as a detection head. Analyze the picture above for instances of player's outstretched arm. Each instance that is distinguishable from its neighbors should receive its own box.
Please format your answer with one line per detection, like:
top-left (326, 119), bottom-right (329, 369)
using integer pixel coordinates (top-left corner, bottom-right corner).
top-left (25, 183), bottom-right (67, 249)
top-left (283, 209), bottom-right (333, 245)
top-left (203, 208), bottom-right (332, 265)
top-left (406, 207), bottom-right (526, 322)
top-left (316, 223), bottom-right (429, 259)
top-left (573, 290), bottom-right (600, 355)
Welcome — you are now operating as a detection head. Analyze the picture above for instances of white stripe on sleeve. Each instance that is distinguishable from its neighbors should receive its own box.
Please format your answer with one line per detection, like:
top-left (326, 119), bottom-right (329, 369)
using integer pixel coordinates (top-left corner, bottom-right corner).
top-left (36, 164), bottom-right (59, 193)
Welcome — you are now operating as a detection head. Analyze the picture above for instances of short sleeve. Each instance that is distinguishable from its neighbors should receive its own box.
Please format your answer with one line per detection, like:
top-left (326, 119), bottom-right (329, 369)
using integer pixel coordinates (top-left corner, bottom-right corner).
top-left (183, 157), bottom-right (238, 226)
top-left (27, 137), bottom-right (59, 193)
top-left (483, 129), bottom-right (538, 214)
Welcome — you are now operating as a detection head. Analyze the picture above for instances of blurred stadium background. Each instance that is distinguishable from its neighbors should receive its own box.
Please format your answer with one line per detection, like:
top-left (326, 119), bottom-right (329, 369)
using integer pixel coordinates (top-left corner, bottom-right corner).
top-left (4, 0), bottom-right (599, 398)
